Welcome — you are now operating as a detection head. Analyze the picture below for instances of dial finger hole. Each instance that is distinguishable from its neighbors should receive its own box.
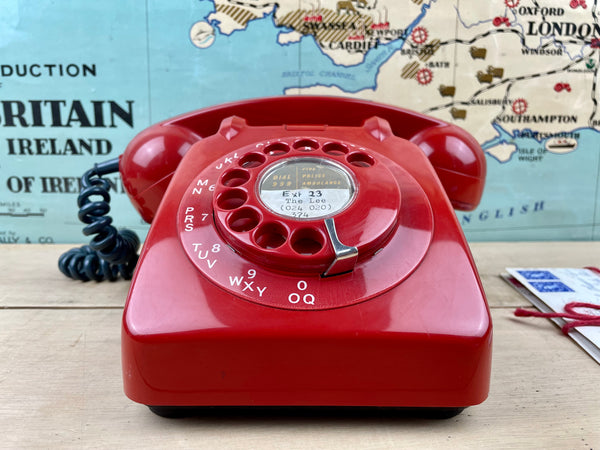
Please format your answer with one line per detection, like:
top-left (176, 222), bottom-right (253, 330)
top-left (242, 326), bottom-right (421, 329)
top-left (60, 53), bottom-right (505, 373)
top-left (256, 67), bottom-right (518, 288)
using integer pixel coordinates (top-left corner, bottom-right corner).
top-left (293, 139), bottom-right (319, 152)
top-left (347, 152), bottom-right (375, 168)
top-left (290, 227), bottom-right (325, 255)
top-left (221, 169), bottom-right (250, 187)
top-left (216, 188), bottom-right (247, 210)
top-left (322, 142), bottom-right (349, 156)
top-left (264, 142), bottom-right (290, 156)
top-left (228, 207), bottom-right (261, 232)
top-left (239, 152), bottom-right (266, 168)
top-left (254, 222), bottom-right (288, 249)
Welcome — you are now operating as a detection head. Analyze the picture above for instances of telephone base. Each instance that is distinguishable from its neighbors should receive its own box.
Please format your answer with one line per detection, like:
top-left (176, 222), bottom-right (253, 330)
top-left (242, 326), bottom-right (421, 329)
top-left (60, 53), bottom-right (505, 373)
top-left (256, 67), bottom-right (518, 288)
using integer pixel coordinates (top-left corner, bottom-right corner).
top-left (147, 405), bottom-right (466, 420)
top-left (121, 98), bottom-right (492, 416)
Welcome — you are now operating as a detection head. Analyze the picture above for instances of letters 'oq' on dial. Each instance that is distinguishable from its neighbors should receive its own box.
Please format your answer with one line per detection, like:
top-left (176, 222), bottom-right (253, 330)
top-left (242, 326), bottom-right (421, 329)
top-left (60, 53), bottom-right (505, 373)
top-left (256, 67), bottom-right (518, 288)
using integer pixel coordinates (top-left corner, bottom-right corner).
top-left (177, 134), bottom-right (434, 310)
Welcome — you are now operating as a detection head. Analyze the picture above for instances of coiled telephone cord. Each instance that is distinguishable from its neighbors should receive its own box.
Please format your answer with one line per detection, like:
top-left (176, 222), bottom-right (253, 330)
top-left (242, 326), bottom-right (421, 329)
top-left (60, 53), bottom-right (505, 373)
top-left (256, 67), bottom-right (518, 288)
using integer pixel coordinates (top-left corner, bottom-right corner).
top-left (58, 158), bottom-right (140, 281)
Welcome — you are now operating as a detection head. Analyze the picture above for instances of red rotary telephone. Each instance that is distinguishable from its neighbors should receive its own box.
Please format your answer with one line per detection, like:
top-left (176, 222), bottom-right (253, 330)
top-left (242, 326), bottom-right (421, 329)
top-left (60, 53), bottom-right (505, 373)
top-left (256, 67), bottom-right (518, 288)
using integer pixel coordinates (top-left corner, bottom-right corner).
top-left (66, 96), bottom-right (492, 417)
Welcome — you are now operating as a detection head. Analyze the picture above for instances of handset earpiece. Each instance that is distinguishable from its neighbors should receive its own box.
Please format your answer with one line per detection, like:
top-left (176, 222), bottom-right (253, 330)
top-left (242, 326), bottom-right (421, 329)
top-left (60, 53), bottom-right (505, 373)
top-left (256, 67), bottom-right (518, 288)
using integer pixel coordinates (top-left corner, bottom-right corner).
top-left (119, 96), bottom-right (486, 224)
top-left (119, 124), bottom-right (201, 223)
top-left (410, 124), bottom-right (486, 211)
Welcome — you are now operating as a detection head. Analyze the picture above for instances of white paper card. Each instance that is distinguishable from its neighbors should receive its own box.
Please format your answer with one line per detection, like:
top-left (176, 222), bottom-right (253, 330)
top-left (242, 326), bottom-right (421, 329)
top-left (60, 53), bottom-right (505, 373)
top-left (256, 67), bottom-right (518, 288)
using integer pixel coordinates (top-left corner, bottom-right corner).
top-left (503, 268), bottom-right (600, 365)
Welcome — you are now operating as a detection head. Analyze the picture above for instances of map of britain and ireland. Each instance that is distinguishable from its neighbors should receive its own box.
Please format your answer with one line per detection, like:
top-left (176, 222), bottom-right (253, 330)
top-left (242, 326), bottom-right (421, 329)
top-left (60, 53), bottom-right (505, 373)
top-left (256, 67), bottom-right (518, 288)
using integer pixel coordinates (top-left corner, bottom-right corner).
top-left (187, 0), bottom-right (599, 239)
top-left (191, 0), bottom-right (598, 157)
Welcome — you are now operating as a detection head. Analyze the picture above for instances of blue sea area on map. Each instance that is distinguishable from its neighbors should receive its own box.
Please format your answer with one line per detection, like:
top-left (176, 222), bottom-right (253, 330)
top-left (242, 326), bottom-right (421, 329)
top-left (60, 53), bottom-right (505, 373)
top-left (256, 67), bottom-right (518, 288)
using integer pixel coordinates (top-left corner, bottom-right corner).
top-left (482, 123), bottom-right (600, 163)
top-left (459, 123), bottom-right (600, 239)
top-left (196, 0), bottom-right (431, 94)
top-left (151, 1), bottom-right (435, 117)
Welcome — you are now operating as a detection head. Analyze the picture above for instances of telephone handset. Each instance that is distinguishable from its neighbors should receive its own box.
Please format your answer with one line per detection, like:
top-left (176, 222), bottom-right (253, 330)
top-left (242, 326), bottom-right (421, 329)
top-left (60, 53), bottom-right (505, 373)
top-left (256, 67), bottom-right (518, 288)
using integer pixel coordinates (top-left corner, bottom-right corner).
top-left (121, 96), bottom-right (485, 225)
top-left (78, 97), bottom-right (491, 416)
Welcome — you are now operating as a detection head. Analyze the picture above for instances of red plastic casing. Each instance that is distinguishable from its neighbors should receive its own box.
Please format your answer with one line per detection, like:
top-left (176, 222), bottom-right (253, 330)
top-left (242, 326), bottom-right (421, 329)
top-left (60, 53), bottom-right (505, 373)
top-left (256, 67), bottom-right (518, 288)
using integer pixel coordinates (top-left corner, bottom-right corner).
top-left (121, 97), bottom-right (492, 409)
top-left (120, 96), bottom-right (485, 223)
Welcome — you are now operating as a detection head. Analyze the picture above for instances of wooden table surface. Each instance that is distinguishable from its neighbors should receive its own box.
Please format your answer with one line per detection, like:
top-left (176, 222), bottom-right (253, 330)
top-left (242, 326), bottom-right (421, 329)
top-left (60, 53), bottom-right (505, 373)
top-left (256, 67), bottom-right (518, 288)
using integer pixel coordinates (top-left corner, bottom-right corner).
top-left (1, 243), bottom-right (599, 449)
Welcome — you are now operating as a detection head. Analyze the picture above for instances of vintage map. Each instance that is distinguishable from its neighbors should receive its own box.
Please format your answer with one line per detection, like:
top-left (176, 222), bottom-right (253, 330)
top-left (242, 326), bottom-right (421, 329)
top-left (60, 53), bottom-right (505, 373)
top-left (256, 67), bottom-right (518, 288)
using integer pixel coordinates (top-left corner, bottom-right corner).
top-left (1, 0), bottom-right (599, 243)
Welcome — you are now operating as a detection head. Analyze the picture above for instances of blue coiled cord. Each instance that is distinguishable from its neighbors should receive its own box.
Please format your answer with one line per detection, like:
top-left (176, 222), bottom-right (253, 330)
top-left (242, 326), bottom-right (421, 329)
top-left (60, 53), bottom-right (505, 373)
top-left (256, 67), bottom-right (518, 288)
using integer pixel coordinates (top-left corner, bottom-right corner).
top-left (58, 158), bottom-right (140, 281)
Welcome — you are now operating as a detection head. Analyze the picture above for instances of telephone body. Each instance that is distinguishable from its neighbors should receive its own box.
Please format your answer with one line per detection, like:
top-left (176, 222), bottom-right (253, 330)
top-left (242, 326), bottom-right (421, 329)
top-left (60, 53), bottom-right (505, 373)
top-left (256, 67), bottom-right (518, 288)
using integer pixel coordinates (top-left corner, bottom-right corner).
top-left (119, 96), bottom-right (491, 415)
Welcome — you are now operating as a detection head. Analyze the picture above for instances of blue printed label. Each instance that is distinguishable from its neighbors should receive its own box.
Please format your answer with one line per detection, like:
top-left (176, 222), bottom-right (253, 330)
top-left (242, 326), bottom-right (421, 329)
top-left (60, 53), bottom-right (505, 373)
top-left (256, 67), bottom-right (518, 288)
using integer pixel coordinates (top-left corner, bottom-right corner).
top-left (529, 281), bottom-right (574, 293)
top-left (517, 270), bottom-right (559, 281)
